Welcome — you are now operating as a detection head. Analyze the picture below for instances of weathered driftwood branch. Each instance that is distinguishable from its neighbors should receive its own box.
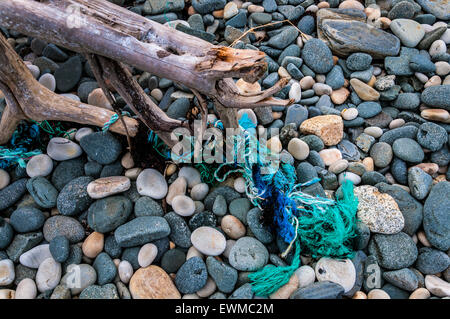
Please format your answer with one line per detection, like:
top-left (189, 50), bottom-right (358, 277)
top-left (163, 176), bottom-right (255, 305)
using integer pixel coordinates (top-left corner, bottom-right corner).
top-left (0, 32), bottom-right (139, 144)
top-left (0, 0), bottom-right (291, 110)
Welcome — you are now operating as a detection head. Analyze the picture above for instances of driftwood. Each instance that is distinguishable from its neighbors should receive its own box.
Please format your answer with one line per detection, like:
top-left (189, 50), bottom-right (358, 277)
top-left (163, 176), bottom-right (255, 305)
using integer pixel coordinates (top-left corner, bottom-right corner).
top-left (0, 0), bottom-right (292, 147)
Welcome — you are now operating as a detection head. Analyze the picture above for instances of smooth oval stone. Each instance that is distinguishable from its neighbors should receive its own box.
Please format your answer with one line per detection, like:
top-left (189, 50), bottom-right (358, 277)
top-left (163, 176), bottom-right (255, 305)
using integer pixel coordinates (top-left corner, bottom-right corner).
top-left (57, 176), bottom-right (94, 216)
top-left (79, 132), bottom-right (122, 165)
top-left (19, 244), bottom-right (52, 269)
top-left (38, 73), bottom-right (56, 91)
top-left (315, 257), bottom-right (356, 293)
top-left (178, 166), bottom-right (202, 188)
top-left (136, 168), bottom-right (168, 199)
top-left (392, 138), bottom-right (424, 163)
top-left (138, 243), bottom-right (158, 268)
top-left (79, 284), bottom-right (119, 299)
top-left (164, 212), bottom-right (191, 248)
top-left (416, 122), bottom-right (447, 152)
top-left (383, 268), bottom-right (418, 292)
top-left (0, 169), bottom-right (10, 191)
top-left (370, 142), bottom-right (393, 168)
top-left (191, 226), bottom-right (226, 256)
top-left (421, 85), bottom-right (450, 111)
top-left (408, 167), bottom-right (432, 200)
top-left (191, 183), bottom-right (209, 201)
top-left (114, 216), bottom-right (171, 248)
top-left (118, 260), bottom-right (133, 284)
top-left (26, 177), bottom-right (58, 209)
top-left (129, 265), bottom-right (181, 299)
top-left (301, 38), bottom-right (334, 74)
top-left (10, 207), bottom-right (45, 233)
top-left (49, 236), bottom-right (70, 263)
top-left (43, 215), bottom-right (85, 243)
top-left (175, 256), bottom-right (208, 294)
top-left (36, 258), bottom-right (61, 293)
top-left (15, 278), bottom-right (37, 299)
top-left (87, 176), bottom-right (131, 199)
top-left (424, 275), bottom-right (450, 297)
top-left (93, 252), bottom-right (117, 285)
top-left (228, 237), bottom-right (269, 271)
top-left (75, 127), bottom-right (94, 142)
top-left (416, 247), bottom-right (450, 275)
top-left (46, 137), bottom-right (82, 161)
top-left (0, 180), bottom-right (30, 211)
top-left (390, 19), bottom-right (425, 47)
top-left (60, 264), bottom-right (97, 295)
top-left (172, 195), bottom-right (195, 216)
top-left (295, 265), bottom-right (316, 288)
top-left (288, 138), bottom-right (310, 160)
top-left (51, 158), bottom-right (85, 191)
top-left (87, 195), bottom-right (132, 233)
top-left (166, 176), bottom-right (187, 205)
top-left (0, 259), bottom-right (15, 286)
top-left (161, 248), bottom-right (185, 273)
top-left (338, 172), bottom-right (361, 185)
top-left (26, 154), bottom-right (53, 177)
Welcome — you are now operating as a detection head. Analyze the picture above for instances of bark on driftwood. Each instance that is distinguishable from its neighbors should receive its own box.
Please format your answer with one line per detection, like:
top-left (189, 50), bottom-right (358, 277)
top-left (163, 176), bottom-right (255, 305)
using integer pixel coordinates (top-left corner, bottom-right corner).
top-left (0, 0), bottom-right (292, 146)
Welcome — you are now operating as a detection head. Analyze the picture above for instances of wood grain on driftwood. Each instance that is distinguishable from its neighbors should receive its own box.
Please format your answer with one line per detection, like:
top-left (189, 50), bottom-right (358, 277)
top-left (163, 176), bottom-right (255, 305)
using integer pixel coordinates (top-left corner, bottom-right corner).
top-left (0, 0), bottom-right (292, 146)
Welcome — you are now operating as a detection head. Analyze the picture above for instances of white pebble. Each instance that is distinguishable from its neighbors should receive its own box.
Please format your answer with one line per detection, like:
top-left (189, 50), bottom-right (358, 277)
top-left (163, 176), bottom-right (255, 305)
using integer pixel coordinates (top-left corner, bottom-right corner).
top-left (289, 82), bottom-right (302, 102)
top-left (364, 126), bottom-right (383, 138)
top-left (15, 278), bottom-right (37, 299)
top-left (429, 40), bottom-right (446, 57)
top-left (136, 168), bottom-right (168, 199)
top-left (187, 246), bottom-right (204, 260)
top-left (35, 258), bottom-right (61, 293)
top-left (38, 73), bottom-right (56, 91)
top-left (27, 65), bottom-right (40, 79)
top-left (19, 244), bottom-right (53, 269)
top-left (60, 93), bottom-right (80, 102)
top-left (178, 166), bottom-right (202, 188)
top-left (341, 108), bottom-right (358, 121)
top-left (0, 259), bottom-right (15, 286)
top-left (313, 83), bottom-right (332, 96)
top-left (233, 177), bottom-right (246, 193)
top-left (196, 277), bottom-right (217, 297)
top-left (191, 226), bottom-right (227, 256)
top-left (46, 137), bottom-right (82, 161)
top-left (191, 183), bottom-right (209, 201)
top-left (118, 260), bottom-right (134, 284)
top-left (295, 265), bottom-right (315, 288)
top-left (315, 257), bottom-right (356, 293)
top-left (138, 243), bottom-right (158, 268)
top-left (26, 154), bottom-right (53, 177)
top-left (435, 61), bottom-right (450, 76)
top-left (287, 138), bottom-right (310, 160)
top-left (172, 195), bottom-right (195, 216)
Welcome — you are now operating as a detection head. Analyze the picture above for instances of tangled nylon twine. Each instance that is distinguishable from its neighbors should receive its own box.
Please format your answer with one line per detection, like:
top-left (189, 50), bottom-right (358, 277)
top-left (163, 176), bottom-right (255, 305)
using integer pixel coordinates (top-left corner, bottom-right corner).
top-left (105, 111), bottom-right (360, 296)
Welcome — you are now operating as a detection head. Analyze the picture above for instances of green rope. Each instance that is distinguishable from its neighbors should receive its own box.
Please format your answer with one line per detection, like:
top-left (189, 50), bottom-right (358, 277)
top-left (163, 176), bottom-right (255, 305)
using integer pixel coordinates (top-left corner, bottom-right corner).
top-left (102, 111), bottom-right (131, 132)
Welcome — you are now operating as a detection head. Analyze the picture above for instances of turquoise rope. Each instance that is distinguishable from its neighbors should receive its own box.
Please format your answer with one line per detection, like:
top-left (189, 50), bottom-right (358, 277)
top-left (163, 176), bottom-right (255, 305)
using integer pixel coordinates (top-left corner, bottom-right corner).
top-left (102, 111), bottom-right (131, 132)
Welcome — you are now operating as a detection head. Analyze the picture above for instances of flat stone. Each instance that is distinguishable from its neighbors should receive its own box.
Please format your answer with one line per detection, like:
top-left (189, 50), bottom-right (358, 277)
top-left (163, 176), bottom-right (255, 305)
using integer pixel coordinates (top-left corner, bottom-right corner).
top-left (191, 226), bottom-right (226, 256)
top-left (315, 258), bottom-right (356, 293)
top-left (228, 237), bottom-right (269, 271)
top-left (114, 216), bottom-right (170, 248)
top-left (390, 19), bottom-right (425, 48)
top-left (88, 196), bottom-right (132, 233)
top-left (26, 177), bottom-right (58, 209)
top-left (47, 137), bottom-right (82, 161)
top-left (79, 132), bottom-right (122, 165)
top-left (136, 168), bottom-right (168, 200)
top-left (423, 182), bottom-right (450, 251)
top-left (87, 176), bottom-right (131, 199)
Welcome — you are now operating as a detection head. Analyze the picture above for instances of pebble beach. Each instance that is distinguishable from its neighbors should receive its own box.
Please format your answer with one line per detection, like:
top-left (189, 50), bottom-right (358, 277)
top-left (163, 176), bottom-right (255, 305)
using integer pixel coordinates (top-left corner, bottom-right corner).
top-left (0, 0), bottom-right (449, 300)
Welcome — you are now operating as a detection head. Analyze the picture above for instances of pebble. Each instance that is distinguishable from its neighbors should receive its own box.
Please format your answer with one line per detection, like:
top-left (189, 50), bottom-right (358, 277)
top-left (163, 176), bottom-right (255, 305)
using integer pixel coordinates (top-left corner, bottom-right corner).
top-left (175, 256), bottom-right (207, 294)
top-left (350, 78), bottom-right (380, 101)
top-left (26, 154), bottom-right (53, 178)
top-left (88, 196), bottom-right (132, 233)
top-left (87, 176), bottom-right (131, 199)
top-left (43, 215), bottom-right (85, 243)
top-left (191, 183), bottom-right (209, 201)
top-left (221, 215), bottom-right (246, 239)
top-left (368, 232), bottom-right (418, 270)
top-left (424, 275), bottom-right (450, 297)
top-left (79, 284), bottom-right (119, 299)
top-left (0, 169), bottom-right (9, 191)
top-left (354, 185), bottom-right (405, 234)
top-left (57, 176), bottom-right (93, 216)
top-left (49, 236), bottom-right (70, 263)
top-left (166, 176), bottom-right (187, 205)
top-left (423, 182), bottom-right (450, 251)
top-left (390, 19), bottom-right (425, 47)
top-left (290, 281), bottom-right (345, 299)
top-left (367, 289), bottom-right (391, 299)
top-left (10, 207), bottom-right (45, 233)
top-left (409, 287), bottom-right (431, 299)
top-left (35, 258), bottom-right (61, 292)
top-left (138, 243), bottom-right (158, 268)
top-left (19, 244), bottom-right (52, 269)
top-left (75, 127), bottom-right (93, 142)
top-left (392, 138), bottom-right (425, 163)
top-left (295, 265), bottom-right (315, 288)
top-left (172, 195), bottom-right (196, 216)
top-left (300, 115), bottom-right (344, 146)
top-left (315, 257), bottom-right (356, 293)
top-left (114, 216), bottom-right (171, 248)
top-left (60, 264), bottom-right (97, 295)
top-left (87, 88), bottom-right (112, 110)
top-left (287, 138), bottom-right (310, 160)
top-left (38, 73), bottom-right (56, 91)
top-left (47, 137), bottom-right (82, 161)
top-left (302, 38), bottom-right (334, 74)
top-left (233, 177), bottom-right (246, 193)
top-left (416, 247), bottom-right (450, 275)
top-left (80, 132), bottom-right (122, 165)
top-left (178, 167), bottom-right (201, 188)
top-left (191, 227), bottom-right (226, 256)
top-left (228, 237), bottom-right (269, 271)
top-left (408, 167), bottom-right (432, 200)
top-left (0, 259), bottom-right (15, 286)
top-left (318, 148), bottom-right (342, 166)
top-left (26, 177), bottom-right (58, 209)
top-left (341, 108), bottom-right (358, 121)
top-left (93, 252), bottom-right (117, 285)
top-left (136, 168), bottom-right (168, 200)
top-left (82, 232), bottom-right (104, 259)
top-left (15, 278), bottom-right (37, 299)
top-left (288, 82), bottom-right (302, 102)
